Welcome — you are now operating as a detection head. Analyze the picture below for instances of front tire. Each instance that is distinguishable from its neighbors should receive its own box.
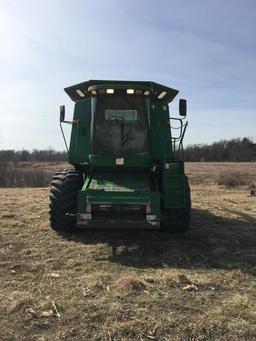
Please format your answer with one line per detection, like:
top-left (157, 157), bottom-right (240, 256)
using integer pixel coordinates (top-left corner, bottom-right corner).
top-left (49, 168), bottom-right (83, 231)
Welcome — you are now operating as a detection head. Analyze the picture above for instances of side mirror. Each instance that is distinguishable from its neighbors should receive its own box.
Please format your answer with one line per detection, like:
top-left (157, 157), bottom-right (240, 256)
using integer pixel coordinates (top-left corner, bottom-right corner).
top-left (60, 105), bottom-right (65, 122)
top-left (179, 99), bottom-right (187, 117)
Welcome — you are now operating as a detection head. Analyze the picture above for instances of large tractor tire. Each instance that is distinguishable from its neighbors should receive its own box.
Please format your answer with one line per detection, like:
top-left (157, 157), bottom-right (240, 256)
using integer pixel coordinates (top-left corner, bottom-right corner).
top-left (161, 176), bottom-right (191, 233)
top-left (49, 168), bottom-right (83, 231)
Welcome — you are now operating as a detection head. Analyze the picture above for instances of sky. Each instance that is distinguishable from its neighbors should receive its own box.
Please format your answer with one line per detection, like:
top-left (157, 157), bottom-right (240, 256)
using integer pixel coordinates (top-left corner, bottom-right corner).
top-left (0, 0), bottom-right (255, 150)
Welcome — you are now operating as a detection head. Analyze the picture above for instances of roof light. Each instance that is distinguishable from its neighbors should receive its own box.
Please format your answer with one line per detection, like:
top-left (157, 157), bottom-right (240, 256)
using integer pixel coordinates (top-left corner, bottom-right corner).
top-left (98, 89), bottom-right (105, 94)
top-left (91, 89), bottom-right (97, 95)
top-left (106, 89), bottom-right (114, 94)
top-left (127, 89), bottom-right (134, 94)
top-left (144, 90), bottom-right (150, 96)
top-left (158, 91), bottom-right (167, 99)
top-left (76, 89), bottom-right (85, 98)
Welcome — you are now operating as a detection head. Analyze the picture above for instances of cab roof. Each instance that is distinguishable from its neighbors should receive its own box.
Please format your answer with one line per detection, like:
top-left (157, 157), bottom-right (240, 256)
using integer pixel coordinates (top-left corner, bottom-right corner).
top-left (64, 79), bottom-right (179, 103)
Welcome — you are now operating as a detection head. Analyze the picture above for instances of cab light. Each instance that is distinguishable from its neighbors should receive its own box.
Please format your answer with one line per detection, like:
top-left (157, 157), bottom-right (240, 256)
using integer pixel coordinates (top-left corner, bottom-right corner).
top-left (106, 89), bottom-right (114, 94)
top-left (127, 89), bottom-right (134, 94)
top-left (158, 91), bottom-right (167, 99)
top-left (144, 90), bottom-right (150, 96)
top-left (76, 89), bottom-right (85, 97)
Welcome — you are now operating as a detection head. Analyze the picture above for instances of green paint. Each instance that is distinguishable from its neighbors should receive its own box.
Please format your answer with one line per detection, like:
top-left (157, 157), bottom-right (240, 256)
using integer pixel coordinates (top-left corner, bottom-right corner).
top-left (88, 172), bottom-right (150, 192)
top-left (68, 100), bottom-right (91, 163)
top-left (62, 79), bottom-right (188, 227)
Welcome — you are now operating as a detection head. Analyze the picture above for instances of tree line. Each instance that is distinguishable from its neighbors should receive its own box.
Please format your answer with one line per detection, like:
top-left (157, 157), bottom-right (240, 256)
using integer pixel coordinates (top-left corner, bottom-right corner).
top-left (0, 148), bottom-right (67, 162)
top-left (0, 137), bottom-right (255, 162)
top-left (184, 137), bottom-right (255, 161)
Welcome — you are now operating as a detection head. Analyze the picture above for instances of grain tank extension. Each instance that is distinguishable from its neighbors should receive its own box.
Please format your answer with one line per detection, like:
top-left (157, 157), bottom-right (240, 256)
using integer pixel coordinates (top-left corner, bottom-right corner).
top-left (49, 80), bottom-right (191, 232)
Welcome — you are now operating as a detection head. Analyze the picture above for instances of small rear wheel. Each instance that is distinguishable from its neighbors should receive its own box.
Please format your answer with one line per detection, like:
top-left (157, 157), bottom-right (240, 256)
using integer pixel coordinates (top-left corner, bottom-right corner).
top-left (161, 176), bottom-right (191, 233)
top-left (49, 168), bottom-right (83, 231)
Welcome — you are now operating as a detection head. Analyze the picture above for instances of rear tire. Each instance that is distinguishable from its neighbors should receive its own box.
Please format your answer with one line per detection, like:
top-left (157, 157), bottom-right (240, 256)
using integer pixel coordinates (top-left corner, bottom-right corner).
top-left (49, 168), bottom-right (83, 231)
top-left (161, 176), bottom-right (191, 233)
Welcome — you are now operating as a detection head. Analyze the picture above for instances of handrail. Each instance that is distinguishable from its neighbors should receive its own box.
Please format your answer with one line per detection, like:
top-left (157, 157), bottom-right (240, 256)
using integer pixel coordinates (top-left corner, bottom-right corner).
top-left (169, 117), bottom-right (188, 160)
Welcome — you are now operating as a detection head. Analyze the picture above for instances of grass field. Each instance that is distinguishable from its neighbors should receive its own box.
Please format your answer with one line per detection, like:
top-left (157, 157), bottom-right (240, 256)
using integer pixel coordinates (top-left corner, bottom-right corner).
top-left (0, 163), bottom-right (256, 340)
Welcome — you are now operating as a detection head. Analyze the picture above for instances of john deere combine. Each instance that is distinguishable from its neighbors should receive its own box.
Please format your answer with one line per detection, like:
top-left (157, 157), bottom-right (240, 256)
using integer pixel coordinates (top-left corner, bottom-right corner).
top-left (49, 80), bottom-right (191, 232)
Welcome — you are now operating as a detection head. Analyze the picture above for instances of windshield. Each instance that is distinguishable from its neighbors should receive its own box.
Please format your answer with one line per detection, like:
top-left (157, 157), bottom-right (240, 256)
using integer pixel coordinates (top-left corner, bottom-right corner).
top-left (92, 95), bottom-right (149, 155)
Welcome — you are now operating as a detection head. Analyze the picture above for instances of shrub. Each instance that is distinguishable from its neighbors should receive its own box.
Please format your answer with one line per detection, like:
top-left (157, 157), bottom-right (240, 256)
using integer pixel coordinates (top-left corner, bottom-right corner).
top-left (217, 172), bottom-right (247, 187)
top-left (0, 162), bottom-right (52, 187)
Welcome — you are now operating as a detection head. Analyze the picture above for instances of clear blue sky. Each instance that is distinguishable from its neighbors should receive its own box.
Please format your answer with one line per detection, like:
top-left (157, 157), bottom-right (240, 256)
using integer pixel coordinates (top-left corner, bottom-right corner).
top-left (0, 0), bottom-right (255, 150)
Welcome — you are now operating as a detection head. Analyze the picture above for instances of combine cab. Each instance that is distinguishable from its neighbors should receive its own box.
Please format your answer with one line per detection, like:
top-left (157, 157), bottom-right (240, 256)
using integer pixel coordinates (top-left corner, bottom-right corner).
top-left (49, 80), bottom-right (191, 232)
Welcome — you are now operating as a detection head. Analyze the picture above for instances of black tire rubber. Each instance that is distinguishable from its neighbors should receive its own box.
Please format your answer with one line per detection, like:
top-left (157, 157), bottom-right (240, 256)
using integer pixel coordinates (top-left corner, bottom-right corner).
top-left (161, 176), bottom-right (191, 233)
top-left (49, 168), bottom-right (83, 231)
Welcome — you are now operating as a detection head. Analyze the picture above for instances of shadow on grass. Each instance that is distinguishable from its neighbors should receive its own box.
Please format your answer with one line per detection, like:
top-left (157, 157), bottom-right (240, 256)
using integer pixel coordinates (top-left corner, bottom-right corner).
top-left (58, 208), bottom-right (256, 274)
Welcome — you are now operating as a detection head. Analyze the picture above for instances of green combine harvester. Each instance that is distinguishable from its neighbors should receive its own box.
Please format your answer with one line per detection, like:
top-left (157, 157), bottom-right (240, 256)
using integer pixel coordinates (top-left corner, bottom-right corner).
top-left (49, 80), bottom-right (191, 232)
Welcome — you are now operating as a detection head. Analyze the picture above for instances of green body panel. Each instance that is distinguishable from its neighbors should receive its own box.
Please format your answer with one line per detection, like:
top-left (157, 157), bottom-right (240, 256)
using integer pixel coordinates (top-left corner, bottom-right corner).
top-left (162, 161), bottom-right (185, 208)
top-left (86, 172), bottom-right (150, 192)
top-left (77, 171), bottom-right (160, 216)
top-left (150, 102), bottom-right (172, 161)
top-left (88, 155), bottom-right (151, 167)
top-left (68, 100), bottom-right (91, 164)
top-left (63, 79), bottom-right (187, 220)
top-left (77, 191), bottom-right (160, 215)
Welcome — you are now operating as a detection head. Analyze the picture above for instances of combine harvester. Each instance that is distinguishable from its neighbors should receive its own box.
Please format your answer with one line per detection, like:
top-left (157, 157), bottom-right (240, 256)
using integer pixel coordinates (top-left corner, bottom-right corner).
top-left (49, 80), bottom-right (191, 232)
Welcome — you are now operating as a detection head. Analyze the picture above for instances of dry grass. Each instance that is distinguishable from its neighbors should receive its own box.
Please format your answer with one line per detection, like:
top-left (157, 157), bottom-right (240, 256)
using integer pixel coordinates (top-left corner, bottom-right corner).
top-left (185, 162), bottom-right (255, 187)
top-left (0, 163), bottom-right (256, 340)
top-left (0, 162), bottom-right (69, 187)
top-left (0, 161), bottom-right (255, 188)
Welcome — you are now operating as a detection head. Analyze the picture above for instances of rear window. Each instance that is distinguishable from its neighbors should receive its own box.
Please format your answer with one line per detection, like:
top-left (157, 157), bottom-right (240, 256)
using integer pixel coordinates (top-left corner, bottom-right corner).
top-left (105, 109), bottom-right (138, 123)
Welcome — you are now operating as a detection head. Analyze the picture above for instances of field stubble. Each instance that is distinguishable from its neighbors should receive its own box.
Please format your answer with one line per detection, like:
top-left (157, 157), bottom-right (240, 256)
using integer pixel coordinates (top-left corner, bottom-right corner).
top-left (0, 163), bottom-right (256, 340)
